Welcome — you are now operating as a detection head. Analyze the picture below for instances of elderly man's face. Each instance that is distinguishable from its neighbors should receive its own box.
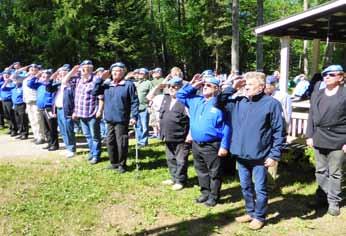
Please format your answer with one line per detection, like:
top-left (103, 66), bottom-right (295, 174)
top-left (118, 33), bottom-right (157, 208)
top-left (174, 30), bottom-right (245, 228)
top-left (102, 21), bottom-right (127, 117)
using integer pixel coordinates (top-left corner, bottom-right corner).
top-left (111, 67), bottom-right (125, 81)
top-left (58, 70), bottom-right (68, 79)
top-left (29, 67), bottom-right (39, 76)
top-left (137, 72), bottom-right (146, 80)
top-left (41, 73), bottom-right (50, 81)
top-left (202, 82), bottom-right (218, 98)
top-left (13, 64), bottom-right (21, 70)
top-left (323, 71), bottom-right (344, 87)
top-left (245, 78), bottom-right (264, 97)
top-left (152, 72), bottom-right (161, 79)
top-left (168, 84), bottom-right (181, 97)
top-left (264, 83), bottom-right (276, 96)
top-left (81, 65), bottom-right (93, 76)
top-left (3, 74), bottom-right (10, 80)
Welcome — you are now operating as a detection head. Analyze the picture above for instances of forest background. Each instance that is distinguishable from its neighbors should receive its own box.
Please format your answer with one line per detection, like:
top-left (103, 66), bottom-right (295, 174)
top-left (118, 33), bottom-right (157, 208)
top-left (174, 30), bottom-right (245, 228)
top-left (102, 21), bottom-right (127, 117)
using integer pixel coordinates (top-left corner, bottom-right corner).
top-left (0, 0), bottom-right (344, 78)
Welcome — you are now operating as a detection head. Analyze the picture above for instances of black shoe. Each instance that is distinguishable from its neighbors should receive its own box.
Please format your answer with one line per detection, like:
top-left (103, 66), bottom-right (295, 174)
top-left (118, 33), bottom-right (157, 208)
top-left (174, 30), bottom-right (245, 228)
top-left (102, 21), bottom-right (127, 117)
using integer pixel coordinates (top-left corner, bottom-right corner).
top-left (328, 205), bottom-right (340, 216)
top-left (10, 132), bottom-right (18, 137)
top-left (195, 195), bottom-right (209, 204)
top-left (204, 198), bottom-right (217, 207)
top-left (15, 135), bottom-right (23, 139)
top-left (117, 166), bottom-right (126, 174)
top-left (20, 135), bottom-right (28, 140)
top-left (43, 145), bottom-right (51, 149)
top-left (106, 164), bottom-right (118, 170)
top-left (48, 146), bottom-right (59, 151)
top-left (307, 200), bottom-right (328, 209)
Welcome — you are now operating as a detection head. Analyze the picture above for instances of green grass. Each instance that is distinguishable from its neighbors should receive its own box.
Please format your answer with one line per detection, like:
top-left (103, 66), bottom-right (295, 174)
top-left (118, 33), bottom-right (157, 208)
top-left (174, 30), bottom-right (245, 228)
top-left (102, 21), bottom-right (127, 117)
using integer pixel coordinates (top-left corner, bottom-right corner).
top-left (0, 136), bottom-right (345, 236)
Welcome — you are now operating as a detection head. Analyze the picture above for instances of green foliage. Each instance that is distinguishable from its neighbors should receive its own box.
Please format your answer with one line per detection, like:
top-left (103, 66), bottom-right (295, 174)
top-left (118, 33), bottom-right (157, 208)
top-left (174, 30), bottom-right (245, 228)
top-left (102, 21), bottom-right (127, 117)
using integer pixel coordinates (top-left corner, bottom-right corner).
top-left (0, 0), bottom-right (344, 75)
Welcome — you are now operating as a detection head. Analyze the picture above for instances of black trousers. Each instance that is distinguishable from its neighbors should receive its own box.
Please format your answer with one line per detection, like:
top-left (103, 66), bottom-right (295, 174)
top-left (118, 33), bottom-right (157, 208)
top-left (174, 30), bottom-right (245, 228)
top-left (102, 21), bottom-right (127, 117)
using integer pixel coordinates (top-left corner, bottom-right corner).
top-left (192, 141), bottom-right (222, 201)
top-left (42, 108), bottom-right (59, 148)
top-left (107, 122), bottom-right (129, 168)
top-left (0, 101), bottom-right (5, 126)
top-left (14, 104), bottom-right (29, 137)
top-left (2, 100), bottom-right (17, 133)
top-left (165, 141), bottom-right (190, 185)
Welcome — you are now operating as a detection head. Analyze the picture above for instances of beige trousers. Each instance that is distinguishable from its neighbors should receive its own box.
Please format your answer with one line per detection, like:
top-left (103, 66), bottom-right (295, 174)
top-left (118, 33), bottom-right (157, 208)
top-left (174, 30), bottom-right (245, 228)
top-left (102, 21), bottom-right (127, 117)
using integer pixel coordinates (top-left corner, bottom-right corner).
top-left (26, 102), bottom-right (45, 141)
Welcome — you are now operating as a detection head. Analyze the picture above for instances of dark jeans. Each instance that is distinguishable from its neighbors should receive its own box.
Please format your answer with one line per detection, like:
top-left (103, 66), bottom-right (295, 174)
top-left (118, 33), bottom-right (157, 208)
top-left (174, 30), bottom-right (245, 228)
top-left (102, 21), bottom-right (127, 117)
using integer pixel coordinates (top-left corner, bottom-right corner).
top-left (43, 108), bottom-right (59, 148)
top-left (2, 100), bottom-right (17, 133)
top-left (14, 104), bottom-right (29, 137)
top-left (237, 158), bottom-right (268, 222)
top-left (192, 141), bottom-right (221, 201)
top-left (0, 101), bottom-right (5, 126)
top-left (314, 148), bottom-right (345, 206)
top-left (165, 142), bottom-right (190, 185)
top-left (107, 122), bottom-right (129, 168)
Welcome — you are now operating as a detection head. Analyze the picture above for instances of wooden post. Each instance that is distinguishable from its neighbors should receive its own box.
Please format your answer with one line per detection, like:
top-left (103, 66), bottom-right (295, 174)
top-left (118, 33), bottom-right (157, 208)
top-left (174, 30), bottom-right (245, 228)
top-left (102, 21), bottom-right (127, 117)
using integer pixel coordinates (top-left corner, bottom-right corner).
top-left (280, 36), bottom-right (290, 93)
top-left (311, 39), bottom-right (320, 75)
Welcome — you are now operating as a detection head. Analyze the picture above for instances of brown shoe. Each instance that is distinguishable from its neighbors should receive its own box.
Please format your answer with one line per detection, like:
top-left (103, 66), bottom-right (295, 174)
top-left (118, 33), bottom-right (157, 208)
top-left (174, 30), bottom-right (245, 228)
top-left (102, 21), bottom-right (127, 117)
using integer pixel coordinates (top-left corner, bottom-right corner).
top-left (235, 214), bottom-right (252, 223)
top-left (248, 219), bottom-right (264, 230)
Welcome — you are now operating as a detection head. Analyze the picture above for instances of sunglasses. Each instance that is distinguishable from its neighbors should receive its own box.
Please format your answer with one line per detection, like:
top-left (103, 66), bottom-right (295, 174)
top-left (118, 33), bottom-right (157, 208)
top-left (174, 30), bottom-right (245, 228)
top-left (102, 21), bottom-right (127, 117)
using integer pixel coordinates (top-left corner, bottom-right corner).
top-left (168, 85), bottom-right (180, 89)
top-left (323, 72), bottom-right (342, 78)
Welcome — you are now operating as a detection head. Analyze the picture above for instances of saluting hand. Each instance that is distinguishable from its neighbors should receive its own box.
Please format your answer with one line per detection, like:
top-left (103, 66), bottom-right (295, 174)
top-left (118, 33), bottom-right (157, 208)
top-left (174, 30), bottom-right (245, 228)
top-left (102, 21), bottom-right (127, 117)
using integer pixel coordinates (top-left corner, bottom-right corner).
top-left (232, 78), bottom-right (246, 90)
top-left (306, 138), bottom-right (313, 147)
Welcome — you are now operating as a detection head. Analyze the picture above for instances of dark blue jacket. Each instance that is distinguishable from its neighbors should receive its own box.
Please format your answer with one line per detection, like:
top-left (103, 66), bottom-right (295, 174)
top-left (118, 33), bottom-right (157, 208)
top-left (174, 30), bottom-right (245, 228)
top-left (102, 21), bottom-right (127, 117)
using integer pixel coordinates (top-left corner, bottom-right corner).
top-left (92, 78), bottom-right (139, 124)
top-left (27, 78), bottom-right (54, 109)
top-left (11, 84), bottom-right (24, 105)
top-left (176, 84), bottom-right (231, 149)
top-left (0, 82), bottom-right (15, 101)
top-left (217, 87), bottom-right (285, 161)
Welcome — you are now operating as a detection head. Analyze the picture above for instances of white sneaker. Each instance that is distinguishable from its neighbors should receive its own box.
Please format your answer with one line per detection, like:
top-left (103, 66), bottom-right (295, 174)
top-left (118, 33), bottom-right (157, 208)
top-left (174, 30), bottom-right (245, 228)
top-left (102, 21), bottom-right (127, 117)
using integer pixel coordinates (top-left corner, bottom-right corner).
top-left (172, 183), bottom-right (183, 191)
top-left (162, 179), bottom-right (174, 185)
top-left (66, 151), bottom-right (75, 158)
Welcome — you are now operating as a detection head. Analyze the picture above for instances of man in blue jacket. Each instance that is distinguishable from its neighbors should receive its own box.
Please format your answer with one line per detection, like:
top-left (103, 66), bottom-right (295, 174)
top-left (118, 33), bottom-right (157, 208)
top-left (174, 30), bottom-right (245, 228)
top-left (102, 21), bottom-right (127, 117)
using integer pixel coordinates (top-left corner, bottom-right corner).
top-left (92, 62), bottom-right (139, 173)
top-left (177, 74), bottom-right (230, 207)
top-left (217, 72), bottom-right (285, 230)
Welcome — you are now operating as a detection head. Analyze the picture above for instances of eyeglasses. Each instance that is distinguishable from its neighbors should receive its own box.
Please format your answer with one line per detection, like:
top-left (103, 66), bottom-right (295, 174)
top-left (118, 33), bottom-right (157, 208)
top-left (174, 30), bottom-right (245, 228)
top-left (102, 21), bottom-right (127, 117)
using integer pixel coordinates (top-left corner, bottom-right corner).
top-left (323, 72), bottom-right (342, 78)
top-left (168, 85), bottom-right (180, 89)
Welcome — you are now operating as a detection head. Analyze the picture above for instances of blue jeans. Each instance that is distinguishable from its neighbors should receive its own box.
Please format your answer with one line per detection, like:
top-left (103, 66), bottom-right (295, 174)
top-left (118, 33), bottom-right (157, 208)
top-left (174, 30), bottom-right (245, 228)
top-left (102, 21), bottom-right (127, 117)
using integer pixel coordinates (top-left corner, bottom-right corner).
top-left (237, 158), bottom-right (268, 222)
top-left (100, 118), bottom-right (107, 138)
top-left (57, 109), bottom-right (76, 152)
top-left (135, 109), bottom-right (149, 146)
top-left (80, 117), bottom-right (101, 160)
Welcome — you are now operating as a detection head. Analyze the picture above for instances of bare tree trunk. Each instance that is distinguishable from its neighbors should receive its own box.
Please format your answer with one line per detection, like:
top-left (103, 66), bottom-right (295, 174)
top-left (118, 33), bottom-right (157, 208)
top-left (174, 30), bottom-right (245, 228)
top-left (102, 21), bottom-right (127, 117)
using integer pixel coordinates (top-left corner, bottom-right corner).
top-left (256, 0), bottom-right (264, 72)
top-left (149, 0), bottom-right (159, 66)
top-left (157, 0), bottom-right (167, 69)
top-left (215, 46), bottom-right (219, 73)
top-left (232, 0), bottom-right (240, 73)
top-left (303, 0), bottom-right (309, 74)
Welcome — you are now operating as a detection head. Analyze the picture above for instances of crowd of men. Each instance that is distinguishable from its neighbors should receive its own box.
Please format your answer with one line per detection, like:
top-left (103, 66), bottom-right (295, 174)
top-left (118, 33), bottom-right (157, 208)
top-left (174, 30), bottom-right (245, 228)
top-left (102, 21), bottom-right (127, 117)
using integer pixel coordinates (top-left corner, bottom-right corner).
top-left (0, 61), bottom-right (345, 230)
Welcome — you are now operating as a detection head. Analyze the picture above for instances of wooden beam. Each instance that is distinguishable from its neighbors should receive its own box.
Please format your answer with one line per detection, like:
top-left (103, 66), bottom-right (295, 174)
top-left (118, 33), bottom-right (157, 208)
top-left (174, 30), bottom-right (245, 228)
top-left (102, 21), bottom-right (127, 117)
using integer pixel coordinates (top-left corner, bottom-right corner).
top-left (311, 39), bottom-right (320, 75)
top-left (280, 36), bottom-right (290, 93)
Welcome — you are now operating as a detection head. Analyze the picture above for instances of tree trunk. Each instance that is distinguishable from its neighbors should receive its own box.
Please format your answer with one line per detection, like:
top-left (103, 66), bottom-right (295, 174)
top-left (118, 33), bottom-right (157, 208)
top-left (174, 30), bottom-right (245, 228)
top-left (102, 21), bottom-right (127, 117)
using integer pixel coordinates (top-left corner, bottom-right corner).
top-left (231, 0), bottom-right (240, 73)
top-left (149, 0), bottom-right (159, 66)
top-left (157, 0), bottom-right (167, 70)
top-left (256, 0), bottom-right (264, 72)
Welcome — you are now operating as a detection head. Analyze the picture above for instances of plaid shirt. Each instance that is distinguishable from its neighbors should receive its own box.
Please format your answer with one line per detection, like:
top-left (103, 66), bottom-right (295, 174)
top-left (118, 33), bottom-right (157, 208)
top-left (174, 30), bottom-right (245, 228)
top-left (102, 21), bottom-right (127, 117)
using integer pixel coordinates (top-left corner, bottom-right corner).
top-left (74, 75), bottom-right (103, 118)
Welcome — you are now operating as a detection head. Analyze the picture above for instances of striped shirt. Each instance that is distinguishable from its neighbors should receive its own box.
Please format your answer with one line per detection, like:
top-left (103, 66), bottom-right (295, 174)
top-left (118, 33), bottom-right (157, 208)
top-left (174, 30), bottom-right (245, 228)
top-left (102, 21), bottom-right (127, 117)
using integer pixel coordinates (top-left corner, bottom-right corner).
top-left (73, 75), bottom-right (103, 118)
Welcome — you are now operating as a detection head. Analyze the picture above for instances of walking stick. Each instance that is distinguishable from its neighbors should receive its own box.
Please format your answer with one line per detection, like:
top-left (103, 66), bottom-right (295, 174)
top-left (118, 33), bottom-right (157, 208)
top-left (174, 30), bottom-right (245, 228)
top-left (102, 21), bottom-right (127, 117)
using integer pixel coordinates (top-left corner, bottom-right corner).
top-left (133, 125), bottom-right (140, 173)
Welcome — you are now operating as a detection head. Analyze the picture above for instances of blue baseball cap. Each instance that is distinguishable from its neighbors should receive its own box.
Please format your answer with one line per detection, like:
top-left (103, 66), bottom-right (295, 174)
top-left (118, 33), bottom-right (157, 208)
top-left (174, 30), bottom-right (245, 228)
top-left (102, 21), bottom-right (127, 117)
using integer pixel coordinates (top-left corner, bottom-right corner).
top-left (42, 69), bottom-right (53, 75)
top-left (201, 69), bottom-right (214, 77)
top-left (152, 67), bottom-right (162, 73)
top-left (138, 68), bottom-right (149, 74)
top-left (29, 64), bottom-right (40, 69)
top-left (204, 75), bottom-right (220, 86)
top-left (322, 65), bottom-right (343, 76)
top-left (80, 60), bottom-right (93, 66)
top-left (266, 75), bottom-right (278, 85)
top-left (110, 62), bottom-right (126, 70)
top-left (168, 76), bottom-right (183, 86)
top-left (58, 64), bottom-right (71, 71)
top-left (95, 67), bottom-right (105, 73)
